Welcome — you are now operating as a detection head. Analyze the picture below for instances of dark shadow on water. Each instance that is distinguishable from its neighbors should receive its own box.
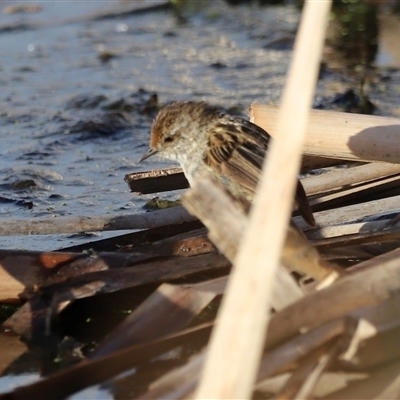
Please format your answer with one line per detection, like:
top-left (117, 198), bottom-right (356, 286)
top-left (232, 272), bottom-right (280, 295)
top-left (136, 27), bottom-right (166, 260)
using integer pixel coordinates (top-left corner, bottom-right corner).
top-left (325, 0), bottom-right (379, 69)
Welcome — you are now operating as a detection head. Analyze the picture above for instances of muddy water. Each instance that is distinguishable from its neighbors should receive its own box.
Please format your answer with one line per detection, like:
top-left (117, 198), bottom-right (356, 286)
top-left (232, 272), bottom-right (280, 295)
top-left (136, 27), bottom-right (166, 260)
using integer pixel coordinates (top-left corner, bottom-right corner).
top-left (1, 1), bottom-right (400, 251)
top-left (0, 0), bottom-right (298, 250)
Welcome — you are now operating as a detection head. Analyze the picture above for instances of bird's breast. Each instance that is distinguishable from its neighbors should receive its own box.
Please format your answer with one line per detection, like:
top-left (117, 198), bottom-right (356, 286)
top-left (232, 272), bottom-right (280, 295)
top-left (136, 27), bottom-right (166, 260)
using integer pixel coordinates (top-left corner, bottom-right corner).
top-left (178, 153), bottom-right (214, 187)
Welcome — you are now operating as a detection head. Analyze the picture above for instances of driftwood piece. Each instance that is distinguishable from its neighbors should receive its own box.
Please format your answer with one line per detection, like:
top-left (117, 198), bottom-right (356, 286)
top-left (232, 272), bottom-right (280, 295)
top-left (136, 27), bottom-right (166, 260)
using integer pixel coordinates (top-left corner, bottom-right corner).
top-left (138, 351), bottom-right (206, 400)
top-left (257, 317), bottom-right (356, 382)
top-left (3, 252), bottom-right (229, 337)
top-left (39, 252), bottom-right (230, 304)
top-left (274, 340), bottom-right (341, 400)
top-left (0, 323), bottom-right (212, 400)
top-left (28, 245), bottom-right (396, 398)
top-left (342, 293), bottom-right (400, 369)
top-left (264, 254), bottom-right (400, 351)
top-left (0, 250), bottom-right (89, 301)
top-left (0, 249), bottom-right (162, 302)
top-left (319, 247), bottom-right (376, 263)
top-left (0, 332), bottom-right (28, 375)
top-left (257, 371), bottom-right (368, 398)
top-left (313, 226), bottom-right (400, 251)
top-left (134, 255), bottom-right (400, 399)
top-left (125, 161), bottom-right (367, 200)
top-left (302, 162), bottom-right (400, 196)
top-left (0, 0), bottom-right (171, 30)
top-left (0, 228), bottom-right (212, 302)
top-left (1, 228), bottom-right (222, 336)
top-left (124, 167), bottom-right (189, 194)
top-left (146, 290), bottom-right (400, 399)
top-left (295, 194), bottom-right (400, 231)
top-left (321, 359), bottom-right (400, 399)
top-left (0, 206), bottom-right (195, 236)
top-left (59, 219), bottom-right (203, 253)
top-left (309, 174), bottom-right (400, 214)
top-left (250, 104), bottom-right (400, 163)
top-left (91, 277), bottom-right (226, 358)
top-left (0, 277), bottom-right (226, 399)
top-left (306, 220), bottom-right (391, 240)
top-left (347, 247), bottom-right (400, 273)
top-left (89, 0), bottom-right (170, 21)
top-left (2, 296), bottom-right (58, 339)
top-left (137, 317), bottom-right (356, 400)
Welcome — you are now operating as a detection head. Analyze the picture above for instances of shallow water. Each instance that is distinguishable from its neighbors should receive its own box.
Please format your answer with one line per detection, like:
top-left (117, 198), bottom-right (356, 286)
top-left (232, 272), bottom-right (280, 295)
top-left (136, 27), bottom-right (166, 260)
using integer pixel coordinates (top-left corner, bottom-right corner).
top-left (0, 0), bottom-right (297, 250)
top-left (1, 1), bottom-right (400, 251)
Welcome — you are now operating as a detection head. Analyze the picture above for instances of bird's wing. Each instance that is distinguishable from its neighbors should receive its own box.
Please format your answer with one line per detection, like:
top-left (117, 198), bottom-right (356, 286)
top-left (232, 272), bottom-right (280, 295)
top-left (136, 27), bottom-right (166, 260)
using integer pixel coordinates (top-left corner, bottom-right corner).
top-left (204, 118), bottom-right (268, 196)
top-left (204, 118), bottom-right (316, 227)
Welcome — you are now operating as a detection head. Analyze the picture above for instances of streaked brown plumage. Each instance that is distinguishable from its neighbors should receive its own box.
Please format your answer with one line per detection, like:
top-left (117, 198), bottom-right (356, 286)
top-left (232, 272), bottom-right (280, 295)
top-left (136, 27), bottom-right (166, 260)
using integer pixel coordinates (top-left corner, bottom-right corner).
top-left (140, 101), bottom-right (315, 227)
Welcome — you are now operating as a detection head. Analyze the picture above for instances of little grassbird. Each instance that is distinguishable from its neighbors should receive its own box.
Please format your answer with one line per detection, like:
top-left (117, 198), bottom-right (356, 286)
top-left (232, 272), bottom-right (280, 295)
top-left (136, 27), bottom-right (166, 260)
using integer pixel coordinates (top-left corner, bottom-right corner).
top-left (140, 101), bottom-right (315, 227)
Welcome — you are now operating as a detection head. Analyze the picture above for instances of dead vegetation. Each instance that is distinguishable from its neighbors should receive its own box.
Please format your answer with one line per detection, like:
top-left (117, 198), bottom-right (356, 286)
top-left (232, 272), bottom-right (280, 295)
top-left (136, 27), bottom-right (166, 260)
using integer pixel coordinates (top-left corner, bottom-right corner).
top-left (3, 140), bottom-right (400, 399)
top-left (2, 1), bottom-right (400, 399)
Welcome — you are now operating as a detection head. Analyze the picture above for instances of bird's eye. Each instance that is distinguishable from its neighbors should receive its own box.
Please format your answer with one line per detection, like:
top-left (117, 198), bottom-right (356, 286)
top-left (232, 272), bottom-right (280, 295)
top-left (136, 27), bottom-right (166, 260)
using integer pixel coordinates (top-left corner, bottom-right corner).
top-left (164, 136), bottom-right (174, 143)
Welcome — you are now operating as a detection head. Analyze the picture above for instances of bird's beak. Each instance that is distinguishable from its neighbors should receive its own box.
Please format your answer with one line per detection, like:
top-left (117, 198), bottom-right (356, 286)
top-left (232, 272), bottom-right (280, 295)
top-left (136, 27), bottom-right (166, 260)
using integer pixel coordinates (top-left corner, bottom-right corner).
top-left (139, 148), bottom-right (159, 163)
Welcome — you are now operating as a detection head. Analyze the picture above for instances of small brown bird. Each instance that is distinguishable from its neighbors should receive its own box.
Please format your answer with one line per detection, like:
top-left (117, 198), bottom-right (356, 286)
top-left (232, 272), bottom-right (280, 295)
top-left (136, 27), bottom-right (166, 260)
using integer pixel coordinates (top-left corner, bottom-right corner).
top-left (140, 101), bottom-right (315, 227)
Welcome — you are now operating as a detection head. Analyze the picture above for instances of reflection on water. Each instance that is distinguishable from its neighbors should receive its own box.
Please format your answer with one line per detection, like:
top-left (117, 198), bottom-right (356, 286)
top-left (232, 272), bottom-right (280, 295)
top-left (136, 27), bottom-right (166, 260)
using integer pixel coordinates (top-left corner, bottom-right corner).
top-left (378, 12), bottom-right (400, 68)
top-left (325, 0), bottom-right (379, 69)
top-left (323, 0), bottom-right (400, 72)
